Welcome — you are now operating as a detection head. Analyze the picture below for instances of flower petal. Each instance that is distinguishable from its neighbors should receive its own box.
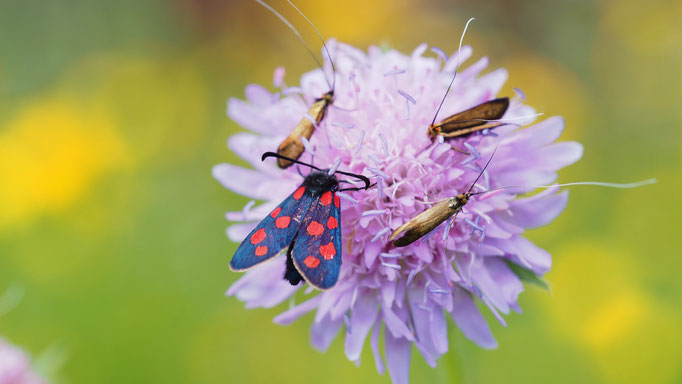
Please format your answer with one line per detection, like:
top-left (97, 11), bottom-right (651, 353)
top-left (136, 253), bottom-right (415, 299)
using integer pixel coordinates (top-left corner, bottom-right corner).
top-left (226, 257), bottom-right (299, 309)
top-left (382, 305), bottom-right (414, 341)
top-left (430, 306), bottom-right (449, 355)
top-left (226, 223), bottom-right (257, 242)
top-left (449, 287), bottom-right (498, 349)
top-left (370, 317), bottom-right (385, 375)
top-left (274, 296), bottom-right (322, 325)
top-left (514, 116), bottom-right (565, 147)
top-left (311, 315), bottom-right (343, 352)
top-left (488, 236), bottom-right (552, 274)
top-left (508, 188), bottom-right (569, 228)
top-left (344, 293), bottom-right (379, 361)
top-left (384, 332), bottom-right (412, 384)
top-left (538, 142), bottom-right (583, 170)
top-left (213, 163), bottom-right (289, 200)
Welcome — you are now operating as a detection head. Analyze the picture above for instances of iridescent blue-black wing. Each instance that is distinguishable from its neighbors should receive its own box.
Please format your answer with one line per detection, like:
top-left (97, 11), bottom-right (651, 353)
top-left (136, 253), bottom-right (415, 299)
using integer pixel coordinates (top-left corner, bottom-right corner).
top-left (230, 185), bottom-right (313, 271)
top-left (291, 190), bottom-right (342, 290)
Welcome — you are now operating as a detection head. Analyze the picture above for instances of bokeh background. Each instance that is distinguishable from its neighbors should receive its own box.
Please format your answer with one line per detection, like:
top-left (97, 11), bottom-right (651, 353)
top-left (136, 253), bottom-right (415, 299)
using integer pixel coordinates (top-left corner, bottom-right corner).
top-left (1, 0), bottom-right (681, 383)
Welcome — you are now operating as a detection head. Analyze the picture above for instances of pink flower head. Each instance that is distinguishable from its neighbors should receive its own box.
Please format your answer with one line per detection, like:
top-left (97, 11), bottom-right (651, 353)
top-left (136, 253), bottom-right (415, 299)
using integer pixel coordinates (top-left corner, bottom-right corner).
top-left (0, 338), bottom-right (46, 384)
top-left (214, 40), bottom-right (582, 383)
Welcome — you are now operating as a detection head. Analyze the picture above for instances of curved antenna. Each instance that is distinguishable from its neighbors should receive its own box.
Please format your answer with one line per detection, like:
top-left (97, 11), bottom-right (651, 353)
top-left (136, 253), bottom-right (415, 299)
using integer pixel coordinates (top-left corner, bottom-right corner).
top-left (470, 178), bottom-right (657, 196)
top-left (262, 151), bottom-right (322, 171)
top-left (336, 172), bottom-right (370, 191)
top-left (255, 0), bottom-right (333, 90)
top-left (263, 151), bottom-right (371, 191)
top-left (466, 140), bottom-right (500, 195)
top-left (431, 17), bottom-right (475, 127)
top-left (286, 0), bottom-right (336, 92)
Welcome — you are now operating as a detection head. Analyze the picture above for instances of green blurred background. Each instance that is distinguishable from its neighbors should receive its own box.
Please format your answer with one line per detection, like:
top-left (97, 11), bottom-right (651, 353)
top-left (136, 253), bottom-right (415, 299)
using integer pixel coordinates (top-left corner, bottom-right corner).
top-left (1, 0), bottom-right (680, 383)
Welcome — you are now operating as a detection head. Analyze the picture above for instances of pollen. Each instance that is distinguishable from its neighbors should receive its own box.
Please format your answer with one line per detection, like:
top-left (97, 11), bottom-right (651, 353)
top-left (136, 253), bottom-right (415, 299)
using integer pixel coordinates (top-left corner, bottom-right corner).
top-left (250, 228), bottom-right (267, 244)
top-left (307, 221), bottom-right (324, 236)
top-left (304, 256), bottom-right (320, 269)
top-left (276, 216), bottom-right (291, 228)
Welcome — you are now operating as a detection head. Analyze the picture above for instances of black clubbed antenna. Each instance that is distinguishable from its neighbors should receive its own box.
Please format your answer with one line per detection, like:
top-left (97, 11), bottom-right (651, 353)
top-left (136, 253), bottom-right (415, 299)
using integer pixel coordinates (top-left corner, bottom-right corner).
top-left (262, 152), bottom-right (370, 191)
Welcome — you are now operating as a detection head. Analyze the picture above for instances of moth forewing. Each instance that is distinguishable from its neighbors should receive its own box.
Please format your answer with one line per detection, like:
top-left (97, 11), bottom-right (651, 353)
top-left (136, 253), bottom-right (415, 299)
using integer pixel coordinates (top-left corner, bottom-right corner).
top-left (277, 91), bottom-right (333, 168)
top-left (428, 97), bottom-right (509, 139)
top-left (438, 122), bottom-right (507, 139)
top-left (390, 198), bottom-right (457, 247)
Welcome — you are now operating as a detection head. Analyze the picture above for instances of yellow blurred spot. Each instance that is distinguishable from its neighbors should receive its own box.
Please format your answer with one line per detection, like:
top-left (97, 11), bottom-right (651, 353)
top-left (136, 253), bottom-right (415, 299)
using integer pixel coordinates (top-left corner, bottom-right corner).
top-left (548, 242), bottom-right (682, 383)
top-left (501, 53), bottom-right (587, 142)
top-left (582, 292), bottom-right (644, 349)
top-left (600, 0), bottom-right (682, 55)
top-left (0, 98), bottom-right (128, 229)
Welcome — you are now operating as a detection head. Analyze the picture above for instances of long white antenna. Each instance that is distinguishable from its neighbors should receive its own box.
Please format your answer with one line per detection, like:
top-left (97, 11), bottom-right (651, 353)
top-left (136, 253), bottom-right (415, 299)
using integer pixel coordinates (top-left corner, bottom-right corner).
top-left (471, 178), bottom-right (657, 196)
top-left (255, 0), bottom-right (333, 90)
top-left (431, 17), bottom-right (475, 127)
top-left (286, 0), bottom-right (336, 91)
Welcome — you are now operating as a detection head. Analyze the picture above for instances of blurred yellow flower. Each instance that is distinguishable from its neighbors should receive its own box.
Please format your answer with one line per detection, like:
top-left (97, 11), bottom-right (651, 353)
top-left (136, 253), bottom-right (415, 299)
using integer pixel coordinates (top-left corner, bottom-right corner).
top-left (582, 291), bottom-right (645, 349)
top-left (0, 98), bottom-right (128, 229)
top-left (501, 53), bottom-right (587, 142)
top-left (549, 242), bottom-right (682, 384)
top-left (600, 0), bottom-right (682, 55)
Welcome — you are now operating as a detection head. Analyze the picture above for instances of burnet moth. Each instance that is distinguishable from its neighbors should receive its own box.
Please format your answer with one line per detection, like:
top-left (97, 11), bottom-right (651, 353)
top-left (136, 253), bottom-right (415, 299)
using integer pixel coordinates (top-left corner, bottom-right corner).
top-left (390, 144), bottom-right (657, 247)
top-left (256, 0), bottom-right (336, 168)
top-left (427, 19), bottom-right (511, 141)
top-left (229, 152), bottom-right (370, 290)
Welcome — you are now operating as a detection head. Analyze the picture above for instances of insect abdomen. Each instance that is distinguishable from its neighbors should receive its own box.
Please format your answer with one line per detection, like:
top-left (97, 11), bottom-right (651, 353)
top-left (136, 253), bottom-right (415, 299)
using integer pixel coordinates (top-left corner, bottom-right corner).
top-left (277, 97), bottom-right (331, 168)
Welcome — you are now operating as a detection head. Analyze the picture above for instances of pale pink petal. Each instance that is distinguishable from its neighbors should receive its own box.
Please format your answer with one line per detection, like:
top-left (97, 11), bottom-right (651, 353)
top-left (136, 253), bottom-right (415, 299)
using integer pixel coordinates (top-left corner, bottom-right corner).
top-left (345, 294), bottom-right (380, 361)
top-left (370, 318), bottom-right (385, 375)
top-left (507, 188), bottom-right (569, 228)
top-left (274, 296), bottom-right (322, 325)
top-left (311, 315), bottom-right (343, 352)
top-left (450, 288), bottom-right (498, 349)
top-left (384, 332), bottom-right (411, 384)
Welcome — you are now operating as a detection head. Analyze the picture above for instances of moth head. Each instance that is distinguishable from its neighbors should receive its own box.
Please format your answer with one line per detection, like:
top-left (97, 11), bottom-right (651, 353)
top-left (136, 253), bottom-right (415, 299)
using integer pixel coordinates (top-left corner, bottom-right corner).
top-left (427, 124), bottom-right (441, 140)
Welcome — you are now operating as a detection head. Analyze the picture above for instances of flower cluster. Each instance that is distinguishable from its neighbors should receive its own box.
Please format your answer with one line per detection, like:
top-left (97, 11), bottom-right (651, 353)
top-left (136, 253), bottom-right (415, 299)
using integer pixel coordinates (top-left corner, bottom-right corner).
top-left (0, 338), bottom-right (46, 384)
top-left (214, 40), bottom-right (581, 383)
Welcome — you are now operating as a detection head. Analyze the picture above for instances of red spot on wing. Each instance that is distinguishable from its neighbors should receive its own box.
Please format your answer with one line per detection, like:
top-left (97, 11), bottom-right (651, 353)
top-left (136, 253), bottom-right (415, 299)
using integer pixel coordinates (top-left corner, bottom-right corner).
top-left (250, 228), bottom-right (266, 245)
top-left (270, 207), bottom-right (281, 218)
top-left (334, 194), bottom-right (340, 208)
top-left (275, 216), bottom-right (291, 228)
top-left (307, 221), bottom-right (324, 236)
top-left (327, 216), bottom-right (338, 229)
top-left (319, 242), bottom-right (336, 260)
top-left (320, 191), bottom-right (332, 206)
top-left (255, 245), bottom-right (268, 256)
top-left (304, 256), bottom-right (320, 269)
top-left (294, 187), bottom-right (305, 200)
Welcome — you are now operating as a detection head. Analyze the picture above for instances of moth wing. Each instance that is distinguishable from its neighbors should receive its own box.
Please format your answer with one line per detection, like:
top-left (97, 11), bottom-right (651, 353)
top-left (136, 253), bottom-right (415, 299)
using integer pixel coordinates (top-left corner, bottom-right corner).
top-left (437, 97), bottom-right (509, 132)
top-left (230, 185), bottom-right (313, 271)
top-left (291, 191), bottom-right (342, 290)
top-left (439, 122), bottom-right (507, 138)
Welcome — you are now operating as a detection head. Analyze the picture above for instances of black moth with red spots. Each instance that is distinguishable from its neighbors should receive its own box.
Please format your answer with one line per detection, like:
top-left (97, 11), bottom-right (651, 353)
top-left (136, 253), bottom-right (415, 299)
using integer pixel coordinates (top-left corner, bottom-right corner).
top-left (229, 152), bottom-right (369, 290)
